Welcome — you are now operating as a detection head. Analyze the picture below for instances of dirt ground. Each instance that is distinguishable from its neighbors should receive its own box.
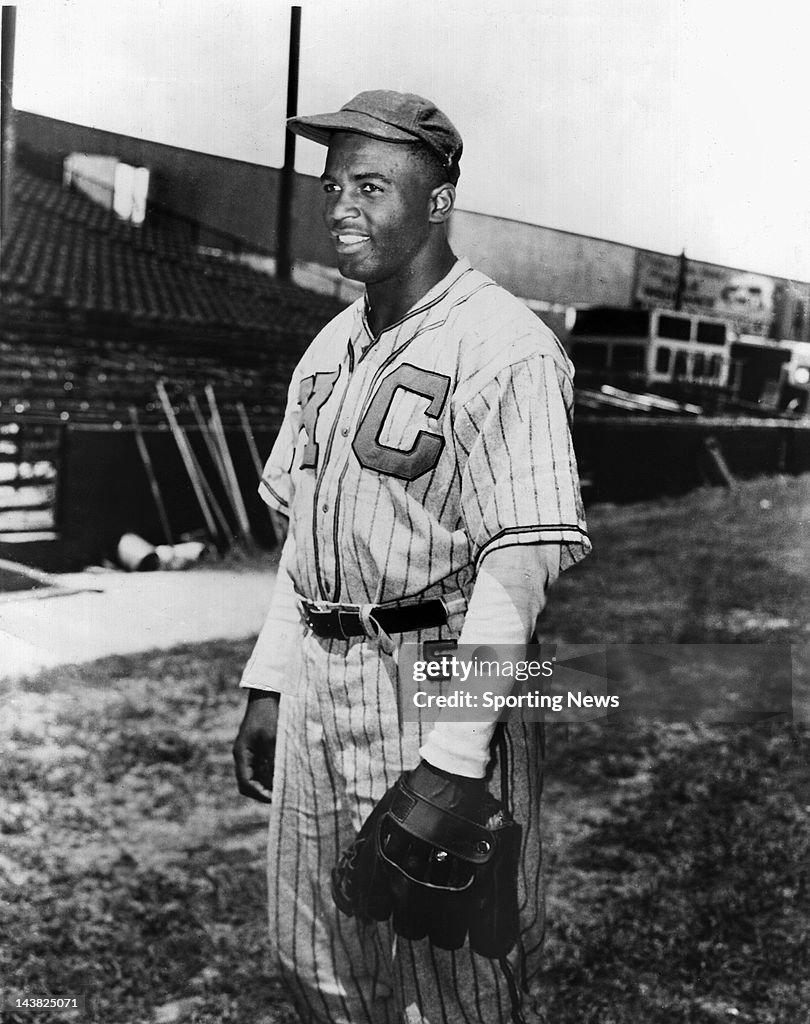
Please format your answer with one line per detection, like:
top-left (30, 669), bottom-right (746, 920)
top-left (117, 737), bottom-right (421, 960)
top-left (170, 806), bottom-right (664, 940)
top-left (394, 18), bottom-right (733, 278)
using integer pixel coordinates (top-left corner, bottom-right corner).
top-left (0, 558), bottom-right (278, 680)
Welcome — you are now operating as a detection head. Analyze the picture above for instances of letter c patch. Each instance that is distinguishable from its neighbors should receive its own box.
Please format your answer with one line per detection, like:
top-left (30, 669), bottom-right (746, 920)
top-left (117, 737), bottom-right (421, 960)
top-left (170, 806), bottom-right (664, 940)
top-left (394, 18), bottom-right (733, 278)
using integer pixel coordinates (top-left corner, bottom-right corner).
top-left (353, 364), bottom-right (450, 480)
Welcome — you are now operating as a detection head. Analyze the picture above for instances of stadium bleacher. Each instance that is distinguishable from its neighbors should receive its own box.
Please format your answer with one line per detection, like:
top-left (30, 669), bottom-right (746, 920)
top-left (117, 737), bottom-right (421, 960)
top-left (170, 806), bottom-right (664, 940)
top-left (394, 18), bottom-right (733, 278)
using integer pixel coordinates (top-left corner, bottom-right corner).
top-left (0, 165), bottom-right (347, 429)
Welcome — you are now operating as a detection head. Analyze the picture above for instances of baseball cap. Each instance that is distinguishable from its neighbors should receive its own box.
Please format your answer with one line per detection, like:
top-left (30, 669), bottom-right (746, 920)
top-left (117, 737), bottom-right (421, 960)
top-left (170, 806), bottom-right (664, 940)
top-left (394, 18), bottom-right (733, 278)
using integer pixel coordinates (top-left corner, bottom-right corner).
top-left (288, 90), bottom-right (463, 184)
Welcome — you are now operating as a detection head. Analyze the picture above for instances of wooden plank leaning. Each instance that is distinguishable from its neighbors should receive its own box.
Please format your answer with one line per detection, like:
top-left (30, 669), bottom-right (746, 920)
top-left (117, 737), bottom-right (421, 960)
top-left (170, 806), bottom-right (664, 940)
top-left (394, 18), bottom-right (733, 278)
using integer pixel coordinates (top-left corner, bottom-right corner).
top-left (236, 401), bottom-right (264, 480)
top-left (155, 380), bottom-right (219, 543)
top-left (205, 384), bottom-right (254, 545)
top-left (128, 405), bottom-right (173, 545)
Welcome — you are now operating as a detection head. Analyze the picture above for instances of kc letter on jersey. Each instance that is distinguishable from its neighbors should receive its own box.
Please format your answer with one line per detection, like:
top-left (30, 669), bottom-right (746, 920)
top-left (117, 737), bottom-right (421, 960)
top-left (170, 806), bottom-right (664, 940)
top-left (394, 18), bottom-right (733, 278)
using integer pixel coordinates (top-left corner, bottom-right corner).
top-left (352, 364), bottom-right (450, 481)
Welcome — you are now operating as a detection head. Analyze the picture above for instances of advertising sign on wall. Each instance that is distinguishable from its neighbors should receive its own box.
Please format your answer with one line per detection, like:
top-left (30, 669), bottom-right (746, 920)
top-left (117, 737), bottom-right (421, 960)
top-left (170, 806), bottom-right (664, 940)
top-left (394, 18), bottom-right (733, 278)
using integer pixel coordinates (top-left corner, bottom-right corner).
top-left (634, 252), bottom-right (780, 335)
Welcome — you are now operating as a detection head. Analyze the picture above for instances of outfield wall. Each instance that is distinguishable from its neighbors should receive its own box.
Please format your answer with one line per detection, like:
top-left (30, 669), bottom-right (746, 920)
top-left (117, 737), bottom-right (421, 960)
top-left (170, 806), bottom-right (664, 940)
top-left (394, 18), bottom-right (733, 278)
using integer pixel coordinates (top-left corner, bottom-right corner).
top-left (448, 211), bottom-right (638, 307)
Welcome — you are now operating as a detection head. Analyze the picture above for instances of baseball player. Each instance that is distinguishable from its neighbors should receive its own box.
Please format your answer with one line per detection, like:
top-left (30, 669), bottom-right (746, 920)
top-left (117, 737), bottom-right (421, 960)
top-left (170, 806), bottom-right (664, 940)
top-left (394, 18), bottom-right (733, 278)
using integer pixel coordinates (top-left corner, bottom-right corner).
top-left (233, 90), bottom-right (590, 1024)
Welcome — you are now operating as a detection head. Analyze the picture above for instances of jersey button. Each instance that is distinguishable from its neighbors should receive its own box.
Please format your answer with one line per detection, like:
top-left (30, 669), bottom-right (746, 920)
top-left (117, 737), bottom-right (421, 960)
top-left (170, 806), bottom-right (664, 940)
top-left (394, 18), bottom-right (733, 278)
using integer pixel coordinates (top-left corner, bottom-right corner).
top-left (321, 503), bottom-right (329, 513)
top-left (341, 427), bottom-right (349, 437)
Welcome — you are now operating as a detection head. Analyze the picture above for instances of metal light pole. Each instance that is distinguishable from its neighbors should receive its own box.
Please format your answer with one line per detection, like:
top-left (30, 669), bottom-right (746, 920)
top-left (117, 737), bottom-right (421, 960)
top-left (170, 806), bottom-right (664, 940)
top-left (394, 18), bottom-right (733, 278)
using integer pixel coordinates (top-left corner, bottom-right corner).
top-left (1, 5), bottom-right (17, 249)
top-left (276, 6), bottom-right (301, 281)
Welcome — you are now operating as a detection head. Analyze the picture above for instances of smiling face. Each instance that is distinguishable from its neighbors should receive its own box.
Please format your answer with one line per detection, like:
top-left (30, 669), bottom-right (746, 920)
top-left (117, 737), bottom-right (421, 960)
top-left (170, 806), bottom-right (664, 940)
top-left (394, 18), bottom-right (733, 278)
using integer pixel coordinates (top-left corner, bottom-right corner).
top-left (320, 133), bottom-right (451, 287)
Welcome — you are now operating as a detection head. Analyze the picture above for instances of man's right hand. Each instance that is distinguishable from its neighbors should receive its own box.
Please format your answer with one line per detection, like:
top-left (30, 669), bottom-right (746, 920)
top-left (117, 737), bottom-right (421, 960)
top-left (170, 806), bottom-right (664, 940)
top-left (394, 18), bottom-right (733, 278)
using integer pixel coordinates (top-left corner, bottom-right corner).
top-left (232, 689), bottom-right (280, 803)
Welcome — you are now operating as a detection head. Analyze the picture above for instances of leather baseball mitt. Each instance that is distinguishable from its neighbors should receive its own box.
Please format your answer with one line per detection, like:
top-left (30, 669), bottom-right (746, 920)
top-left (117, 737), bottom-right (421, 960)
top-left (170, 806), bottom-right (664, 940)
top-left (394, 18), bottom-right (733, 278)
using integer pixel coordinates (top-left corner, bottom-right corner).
top-left (331, 760), bottom-right (522, 958)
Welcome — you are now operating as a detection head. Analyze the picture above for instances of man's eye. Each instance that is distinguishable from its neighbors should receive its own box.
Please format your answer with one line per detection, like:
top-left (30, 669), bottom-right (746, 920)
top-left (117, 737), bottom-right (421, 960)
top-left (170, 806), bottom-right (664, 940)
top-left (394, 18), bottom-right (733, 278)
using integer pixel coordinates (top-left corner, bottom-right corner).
top-left (322, 182), bottom-right (340, 194)
top-left (361, 183), bottom-right (382, 194)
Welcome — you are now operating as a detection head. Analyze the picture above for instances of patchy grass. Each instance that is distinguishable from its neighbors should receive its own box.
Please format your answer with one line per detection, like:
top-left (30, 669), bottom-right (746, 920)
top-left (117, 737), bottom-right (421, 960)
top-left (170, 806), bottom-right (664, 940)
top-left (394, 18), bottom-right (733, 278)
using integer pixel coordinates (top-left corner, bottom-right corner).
top-left (1, 642), bottom-right (297, 1024)
top-left (1, 475), bottom-right (809, 1023)
top-left (542, 721), bottom-right (810, 1024)
top-left (544, 474), bottom-right (810, 644)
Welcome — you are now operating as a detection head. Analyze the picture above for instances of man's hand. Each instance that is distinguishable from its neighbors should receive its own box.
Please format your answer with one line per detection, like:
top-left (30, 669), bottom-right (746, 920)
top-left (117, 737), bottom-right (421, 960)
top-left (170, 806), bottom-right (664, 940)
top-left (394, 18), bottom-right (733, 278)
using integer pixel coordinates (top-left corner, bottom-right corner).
top-left (331, 759), bottom-right (522, 957)
top-left (233, 689), bottom-right (280, 803)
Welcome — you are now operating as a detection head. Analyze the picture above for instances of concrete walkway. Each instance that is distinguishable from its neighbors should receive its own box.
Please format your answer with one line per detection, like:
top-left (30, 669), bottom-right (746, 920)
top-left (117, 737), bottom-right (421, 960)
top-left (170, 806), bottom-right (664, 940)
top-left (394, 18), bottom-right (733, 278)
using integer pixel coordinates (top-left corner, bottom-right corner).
top-left (0, 567), bottom-right (277, 680)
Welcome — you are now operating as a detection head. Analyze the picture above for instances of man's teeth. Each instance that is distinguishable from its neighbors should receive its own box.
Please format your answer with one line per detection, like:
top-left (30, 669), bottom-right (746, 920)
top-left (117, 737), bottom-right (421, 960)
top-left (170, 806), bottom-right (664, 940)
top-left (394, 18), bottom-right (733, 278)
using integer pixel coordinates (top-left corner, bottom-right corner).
top-left (339, 235), bottom-right (368, 244)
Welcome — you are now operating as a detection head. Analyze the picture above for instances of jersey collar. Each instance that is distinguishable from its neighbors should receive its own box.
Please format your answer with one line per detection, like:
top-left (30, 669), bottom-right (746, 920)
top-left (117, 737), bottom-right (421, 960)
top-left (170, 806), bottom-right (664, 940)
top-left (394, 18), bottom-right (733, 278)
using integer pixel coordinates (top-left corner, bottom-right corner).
top-left (360, 257), bottom-right (473, 341)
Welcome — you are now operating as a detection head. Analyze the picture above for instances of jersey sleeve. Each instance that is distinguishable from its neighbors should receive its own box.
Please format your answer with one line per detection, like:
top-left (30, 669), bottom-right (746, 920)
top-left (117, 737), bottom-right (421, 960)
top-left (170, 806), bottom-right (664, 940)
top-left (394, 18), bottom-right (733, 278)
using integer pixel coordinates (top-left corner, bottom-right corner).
top-left (456, 352), bottom-right (591, 573)
top-left (258, 369), bottom-right (302, 515)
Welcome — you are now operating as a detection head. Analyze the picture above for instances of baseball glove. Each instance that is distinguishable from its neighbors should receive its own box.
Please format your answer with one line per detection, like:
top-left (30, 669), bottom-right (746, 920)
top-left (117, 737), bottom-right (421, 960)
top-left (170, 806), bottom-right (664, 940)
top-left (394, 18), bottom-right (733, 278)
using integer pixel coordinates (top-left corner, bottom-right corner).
top-left (331, 760), bottom-right (522, 958)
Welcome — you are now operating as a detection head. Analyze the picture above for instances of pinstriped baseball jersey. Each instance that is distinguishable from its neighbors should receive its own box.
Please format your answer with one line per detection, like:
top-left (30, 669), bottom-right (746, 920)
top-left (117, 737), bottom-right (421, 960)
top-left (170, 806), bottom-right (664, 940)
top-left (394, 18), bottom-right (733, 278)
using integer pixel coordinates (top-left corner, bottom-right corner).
top-left (260, 257), bottom-right (590, 607)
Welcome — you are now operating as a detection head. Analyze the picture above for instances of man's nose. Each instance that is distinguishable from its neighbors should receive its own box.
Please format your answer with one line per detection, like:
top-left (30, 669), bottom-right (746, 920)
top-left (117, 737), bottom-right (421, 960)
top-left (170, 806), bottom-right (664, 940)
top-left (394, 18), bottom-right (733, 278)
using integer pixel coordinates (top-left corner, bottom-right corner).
top-left (327, 189), bottom-right (360, 225)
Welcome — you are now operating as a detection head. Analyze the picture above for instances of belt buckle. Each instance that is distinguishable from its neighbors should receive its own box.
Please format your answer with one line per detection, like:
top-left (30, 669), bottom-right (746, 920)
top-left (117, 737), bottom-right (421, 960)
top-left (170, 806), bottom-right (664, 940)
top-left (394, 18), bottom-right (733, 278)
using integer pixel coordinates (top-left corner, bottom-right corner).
top-left (300, 600), bottom-right (322, 633)
top-left (300, 600), bottom-right (351, 640)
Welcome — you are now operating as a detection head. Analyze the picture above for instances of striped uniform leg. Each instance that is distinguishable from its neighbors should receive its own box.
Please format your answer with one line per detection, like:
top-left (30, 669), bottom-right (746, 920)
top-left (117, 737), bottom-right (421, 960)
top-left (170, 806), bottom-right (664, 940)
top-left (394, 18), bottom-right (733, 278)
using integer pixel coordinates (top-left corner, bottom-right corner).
top-left (267, 638), bottom-right (400, 1024)
top-left (267, 632), bottom-right (546, 1024)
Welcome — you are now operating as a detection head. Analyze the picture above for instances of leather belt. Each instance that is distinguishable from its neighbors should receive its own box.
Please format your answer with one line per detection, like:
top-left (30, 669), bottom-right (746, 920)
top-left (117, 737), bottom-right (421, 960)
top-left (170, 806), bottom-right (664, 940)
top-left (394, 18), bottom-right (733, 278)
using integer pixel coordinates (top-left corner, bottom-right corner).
top-left (300, 598), bottom-right (448, 640)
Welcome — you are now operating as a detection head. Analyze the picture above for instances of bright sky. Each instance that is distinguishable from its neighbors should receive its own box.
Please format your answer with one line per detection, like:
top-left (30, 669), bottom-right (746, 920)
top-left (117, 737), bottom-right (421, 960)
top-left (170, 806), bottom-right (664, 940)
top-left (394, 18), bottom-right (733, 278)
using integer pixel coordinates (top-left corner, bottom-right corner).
top-left (10, 0), bottom-right (810, 281)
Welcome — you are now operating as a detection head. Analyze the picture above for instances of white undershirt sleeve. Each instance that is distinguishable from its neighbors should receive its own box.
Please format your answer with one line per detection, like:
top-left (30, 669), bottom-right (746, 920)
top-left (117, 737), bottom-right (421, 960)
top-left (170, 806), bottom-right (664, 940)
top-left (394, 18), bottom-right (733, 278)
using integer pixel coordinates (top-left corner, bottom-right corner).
top-left (239, 536), bottom-right (303, 695)
top-left (418, 544), bottom-right (560, 777)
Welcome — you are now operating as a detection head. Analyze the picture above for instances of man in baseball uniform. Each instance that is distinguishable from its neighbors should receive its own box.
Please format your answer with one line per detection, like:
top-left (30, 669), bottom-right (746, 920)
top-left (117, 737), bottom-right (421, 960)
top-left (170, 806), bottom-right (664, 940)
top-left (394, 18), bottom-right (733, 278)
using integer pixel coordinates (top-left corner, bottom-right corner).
top-left (233, 90), bottom-right (590, 1024)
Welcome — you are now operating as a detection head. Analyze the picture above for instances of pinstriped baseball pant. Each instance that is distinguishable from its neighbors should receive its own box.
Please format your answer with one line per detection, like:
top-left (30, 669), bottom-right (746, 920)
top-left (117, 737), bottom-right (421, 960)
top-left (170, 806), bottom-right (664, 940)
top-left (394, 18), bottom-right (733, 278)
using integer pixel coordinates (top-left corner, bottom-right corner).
top-left (267, 630), bottom-right (546, 1024)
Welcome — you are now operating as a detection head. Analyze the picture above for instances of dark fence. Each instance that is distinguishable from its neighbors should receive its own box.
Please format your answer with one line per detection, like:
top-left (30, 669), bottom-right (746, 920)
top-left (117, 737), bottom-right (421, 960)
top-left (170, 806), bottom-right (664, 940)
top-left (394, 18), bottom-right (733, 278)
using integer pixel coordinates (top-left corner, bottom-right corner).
top-left (2, 416), bottom-right (809, 571)
top-left (2, 422), bottom-right (278, 570)
top-left (574, 416), bottom-right (810, 504)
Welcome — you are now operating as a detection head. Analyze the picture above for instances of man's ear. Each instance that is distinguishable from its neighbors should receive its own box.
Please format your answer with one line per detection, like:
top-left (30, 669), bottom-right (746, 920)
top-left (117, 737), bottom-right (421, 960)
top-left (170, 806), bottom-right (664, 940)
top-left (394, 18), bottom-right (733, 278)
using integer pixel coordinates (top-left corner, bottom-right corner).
top-left (428, 183), bottom-right (455, 223)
